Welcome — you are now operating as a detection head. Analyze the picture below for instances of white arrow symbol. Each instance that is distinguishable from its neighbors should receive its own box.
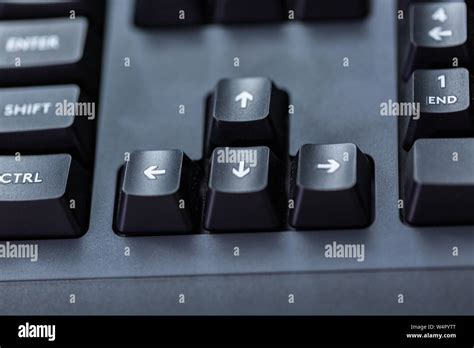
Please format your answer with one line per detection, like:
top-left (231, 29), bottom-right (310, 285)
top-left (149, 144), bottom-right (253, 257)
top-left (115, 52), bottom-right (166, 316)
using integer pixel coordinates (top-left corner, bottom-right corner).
top-left (235, 91), bottom-right (254, 109)
top-left (428, 26), bottom-right (453, 41)
top-left (317, 159), bottom-right (341, 174)
top-left (144, 165), bottom-right (166, 180)
top-left (432, 7), bottom-right (448, 23)
top-left (232, 161), bottom-right (251, 178)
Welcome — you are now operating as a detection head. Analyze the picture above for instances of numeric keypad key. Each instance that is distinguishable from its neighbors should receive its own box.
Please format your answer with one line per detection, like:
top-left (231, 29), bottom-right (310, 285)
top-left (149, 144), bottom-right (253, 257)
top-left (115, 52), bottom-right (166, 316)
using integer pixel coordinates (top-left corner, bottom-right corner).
top-left (401, 68), bottom-right (473, 150)
top-left (404, 138), bottom-right (474, 225)
top-left (400, 2), bottom-right (470, 80)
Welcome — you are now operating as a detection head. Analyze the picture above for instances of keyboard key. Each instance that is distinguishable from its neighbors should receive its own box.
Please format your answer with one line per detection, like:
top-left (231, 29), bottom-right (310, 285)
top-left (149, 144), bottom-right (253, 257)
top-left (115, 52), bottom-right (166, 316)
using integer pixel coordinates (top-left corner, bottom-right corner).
top-left (203, 146), bottom-right (284, 232)
top-left (399, 0), bottom-right (464, 12)
top-left (400, 2), bottom-right (469, 80)
top-left (0, 0), bottom-right (102, 20)
top-left (290, 0), bottom-right (368, 20)
top-left (0, 17), bottom-right (100, 93)
top-left (0, 85), bottom-right (95, 161)
top-left (212, 0), bottom-right (286, 23)
top-left (0, 154), bottom-right (90, 240)
top-left (401, 68), bottom-right (473, 150)
top-left (289, 144), bottom-right (372, 229)
top-left (208, 77), bottom-right (288, 154)
top-left (135, 0), bottom-right (206, 26)
top-left (116, 150), bottom-right (198, 235)
top-left (404, 138), bottom-right (474, 225)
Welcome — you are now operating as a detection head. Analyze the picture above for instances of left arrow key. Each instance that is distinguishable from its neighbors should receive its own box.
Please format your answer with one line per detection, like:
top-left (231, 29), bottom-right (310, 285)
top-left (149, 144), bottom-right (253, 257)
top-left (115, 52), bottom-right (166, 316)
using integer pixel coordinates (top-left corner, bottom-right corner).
top-left (144, 165), bottom-right (166, 180)
top-left (115, 150), bottom-right (198, 235)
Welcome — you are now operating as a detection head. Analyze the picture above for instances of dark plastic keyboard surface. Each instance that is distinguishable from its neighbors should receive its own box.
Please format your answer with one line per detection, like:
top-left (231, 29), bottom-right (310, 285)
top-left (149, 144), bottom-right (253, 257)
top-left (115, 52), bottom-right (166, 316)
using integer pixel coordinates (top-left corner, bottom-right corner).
top-left (0, 0), bottom-right (473, 315)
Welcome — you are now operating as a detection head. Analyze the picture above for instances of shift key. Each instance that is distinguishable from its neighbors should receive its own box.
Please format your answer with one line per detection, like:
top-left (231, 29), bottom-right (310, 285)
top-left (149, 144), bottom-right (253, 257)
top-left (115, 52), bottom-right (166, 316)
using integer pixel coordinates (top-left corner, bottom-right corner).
top-left (0, 85), bottom-right (95, 161)
top-left (0, 154), bottom-right (90, 240)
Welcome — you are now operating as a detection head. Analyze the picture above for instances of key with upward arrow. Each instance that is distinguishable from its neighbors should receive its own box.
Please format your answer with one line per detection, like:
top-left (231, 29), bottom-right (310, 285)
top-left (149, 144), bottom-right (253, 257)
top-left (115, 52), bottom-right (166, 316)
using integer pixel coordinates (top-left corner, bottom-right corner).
top-left (399, 2), bottom-right (470, 80)
top-left (207, 77), bottom-right (288, 156)
top-left (290, 144), bottom-right (373, 230)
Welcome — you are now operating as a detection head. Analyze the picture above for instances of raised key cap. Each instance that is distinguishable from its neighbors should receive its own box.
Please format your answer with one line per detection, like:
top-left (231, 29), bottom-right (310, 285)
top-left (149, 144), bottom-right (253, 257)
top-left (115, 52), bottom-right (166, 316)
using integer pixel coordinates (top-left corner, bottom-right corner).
top-left (208, 77), bottom-right (288, 154)
top-left (0, 17), bottom-right (99, 93)
top-left (401, 68), bottom-right (473, 150)
top-left (116, 150), bottom-right (198, 235)
top-left (290, 0), bottom-right (368, 20)
top-left (400, 2), bottom-right (469, 80)
top-left (204, 146), bottom-right (284, 232)
top-left (0, 85), bottom-right (95, 161)
top-left (212, 0), bottom-right (286, 23)
top-left (404, 138), bottom-right (474, 226)
top-left (0, 0), bottom-right (103, 20)
top-left (0, 154), bottom-right (90, 240)
top-left (135, 0), bottom-right (206, 26)
top-left (290, 144), bottom-right (372, 229)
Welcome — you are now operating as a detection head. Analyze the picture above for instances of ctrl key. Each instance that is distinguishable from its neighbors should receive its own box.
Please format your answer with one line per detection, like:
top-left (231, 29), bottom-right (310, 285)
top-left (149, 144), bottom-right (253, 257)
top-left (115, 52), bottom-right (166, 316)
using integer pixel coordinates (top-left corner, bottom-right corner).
top-left (0, 154), bottom-right (90, 240)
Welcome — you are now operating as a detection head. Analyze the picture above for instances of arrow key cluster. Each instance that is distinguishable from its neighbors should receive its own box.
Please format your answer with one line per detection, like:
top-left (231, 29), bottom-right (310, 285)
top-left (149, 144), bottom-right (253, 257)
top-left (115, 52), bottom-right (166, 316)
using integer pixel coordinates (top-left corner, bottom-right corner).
top-left (203, 77), bottom-right (288, 232)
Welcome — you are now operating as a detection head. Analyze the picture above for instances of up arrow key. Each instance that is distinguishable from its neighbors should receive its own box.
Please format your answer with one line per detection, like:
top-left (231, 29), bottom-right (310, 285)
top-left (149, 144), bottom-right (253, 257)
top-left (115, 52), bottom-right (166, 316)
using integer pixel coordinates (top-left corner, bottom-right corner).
top-left (235, 91), bottom-right (254, 108)
top-left (432, 7), bottom-right (448, 23)
top-left (144, 165), bottom-right (166, 180)
top-left (232, 161), bottom-right (251, 178)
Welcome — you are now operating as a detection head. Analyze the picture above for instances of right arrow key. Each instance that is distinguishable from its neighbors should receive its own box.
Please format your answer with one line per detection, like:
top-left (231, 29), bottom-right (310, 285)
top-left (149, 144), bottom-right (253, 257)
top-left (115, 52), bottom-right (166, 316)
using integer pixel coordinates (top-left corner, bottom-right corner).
top-left (290, 143), bottom-right (373, 230)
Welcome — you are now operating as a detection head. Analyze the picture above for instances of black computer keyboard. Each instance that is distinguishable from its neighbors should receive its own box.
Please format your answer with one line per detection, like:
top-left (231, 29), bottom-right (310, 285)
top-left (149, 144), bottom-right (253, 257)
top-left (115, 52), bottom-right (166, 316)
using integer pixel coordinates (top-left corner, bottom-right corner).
top-left (0, 0), bottom-right (473, 316)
